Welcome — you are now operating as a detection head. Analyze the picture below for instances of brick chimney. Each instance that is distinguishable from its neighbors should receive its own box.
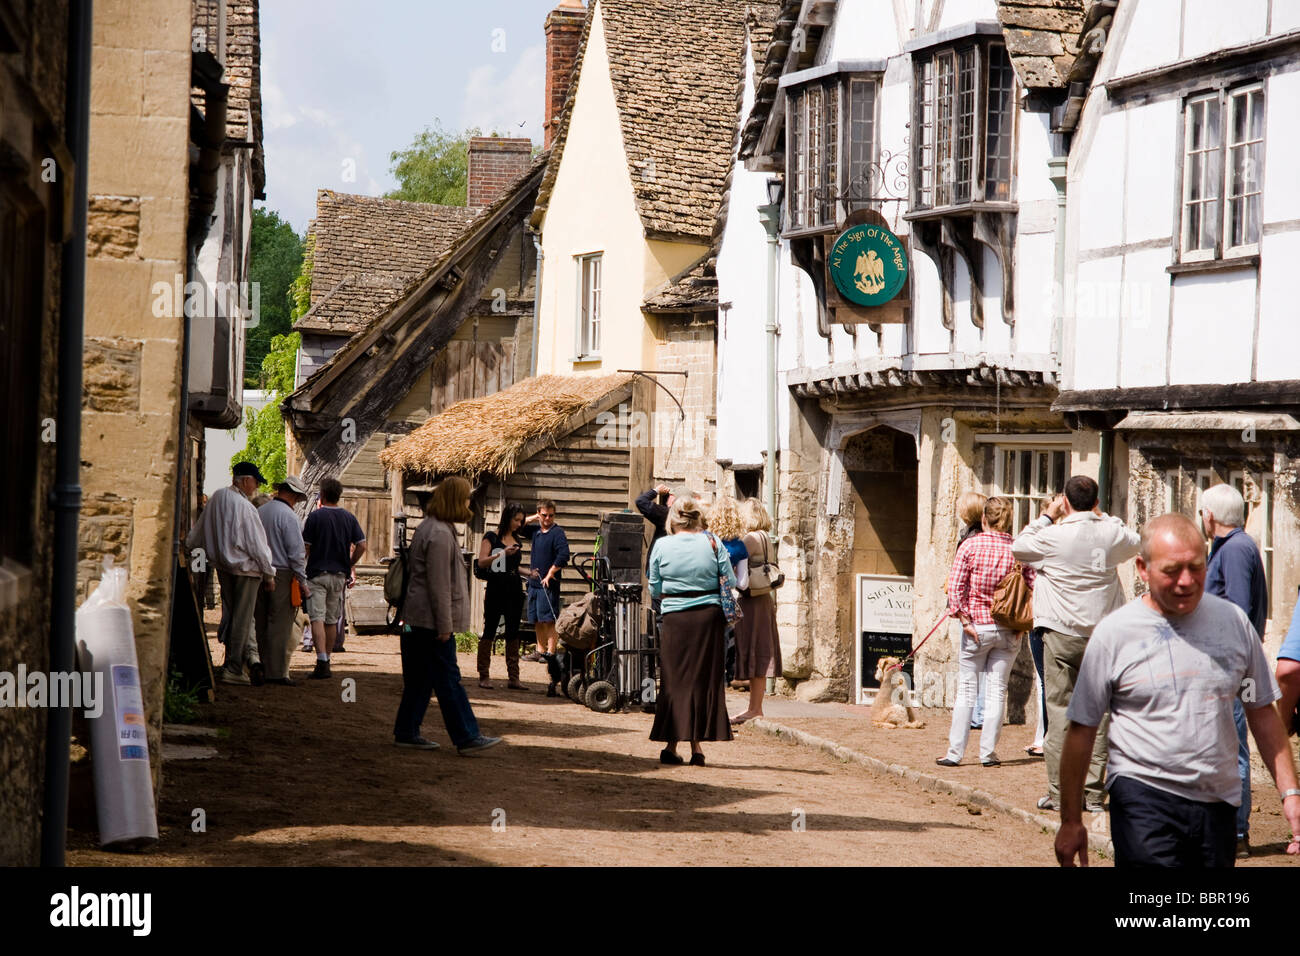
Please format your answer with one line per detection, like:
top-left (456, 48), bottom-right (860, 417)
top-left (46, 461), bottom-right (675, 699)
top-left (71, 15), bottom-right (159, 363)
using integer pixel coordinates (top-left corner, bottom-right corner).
top-left (467, 137), bottom-right (533, 208)
top-left (544, 0), bottom-right (586, 150)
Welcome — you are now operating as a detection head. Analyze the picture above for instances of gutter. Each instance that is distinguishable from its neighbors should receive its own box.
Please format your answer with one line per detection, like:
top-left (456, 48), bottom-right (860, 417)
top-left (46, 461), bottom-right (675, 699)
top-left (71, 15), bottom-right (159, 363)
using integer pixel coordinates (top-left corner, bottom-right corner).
top-left (43, 0), bottom-right (93, 867)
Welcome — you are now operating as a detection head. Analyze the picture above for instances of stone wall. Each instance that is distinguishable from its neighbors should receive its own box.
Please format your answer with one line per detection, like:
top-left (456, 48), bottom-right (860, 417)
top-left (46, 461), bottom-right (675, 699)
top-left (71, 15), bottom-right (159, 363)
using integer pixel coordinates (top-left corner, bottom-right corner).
top-left (652, 315), bottom-right (717, 495)
top-left (0, 0), bottom-right (70, 867)
top-left (79, 0), bottom-right (195, 788)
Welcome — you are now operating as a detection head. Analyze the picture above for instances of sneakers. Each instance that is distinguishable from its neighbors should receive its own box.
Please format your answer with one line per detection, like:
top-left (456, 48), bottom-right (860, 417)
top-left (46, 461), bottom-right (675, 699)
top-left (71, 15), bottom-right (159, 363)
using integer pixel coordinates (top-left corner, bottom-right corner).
top-left (981, 756), bottom-right (1001, 767)
top-left (1037, 795), bottom-right (1058, 811)
top-left (248, 661), bottom-right (265, 686)
top-left (308, 660), bottom-right (332, 680)
top-left (219, 667), bottom-right (250, 685)
top-left (395, 736), bottom-right (440, 750)
top-left (457, 735), bottom-right (503, 756)
top-left (935, 757), bottom-right (960, 767)
top-left (520, 651), bottom-right (544, 663)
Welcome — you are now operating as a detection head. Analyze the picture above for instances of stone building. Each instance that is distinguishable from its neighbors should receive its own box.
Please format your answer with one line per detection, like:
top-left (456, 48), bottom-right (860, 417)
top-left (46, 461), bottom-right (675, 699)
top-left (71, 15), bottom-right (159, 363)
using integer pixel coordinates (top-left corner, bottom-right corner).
top-left (80, 0), bottom-right (263, 778)
top-left (718, 0), bottom-right (1100, 703)
top-left (529, 0), bottom-right (778, 496)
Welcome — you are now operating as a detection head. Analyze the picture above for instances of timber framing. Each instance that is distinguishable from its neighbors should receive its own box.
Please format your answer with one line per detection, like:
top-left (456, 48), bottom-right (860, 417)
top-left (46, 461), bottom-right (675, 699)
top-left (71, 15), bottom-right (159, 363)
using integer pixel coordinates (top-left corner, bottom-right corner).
top-left (1054, 382), bottom-right (1300, 413)
top-left (283, 161), bottom-right (546, 487)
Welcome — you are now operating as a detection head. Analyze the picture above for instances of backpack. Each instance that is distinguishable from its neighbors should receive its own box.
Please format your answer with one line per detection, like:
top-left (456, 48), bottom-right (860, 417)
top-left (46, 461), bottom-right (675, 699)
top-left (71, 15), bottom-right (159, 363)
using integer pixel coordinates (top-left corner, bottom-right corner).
top-left (746, 531), bottom-right (785, 596)
top-left (383, 551), bottom-right (409, 631)
top-left (990, 562), bottom-right (1034, 631)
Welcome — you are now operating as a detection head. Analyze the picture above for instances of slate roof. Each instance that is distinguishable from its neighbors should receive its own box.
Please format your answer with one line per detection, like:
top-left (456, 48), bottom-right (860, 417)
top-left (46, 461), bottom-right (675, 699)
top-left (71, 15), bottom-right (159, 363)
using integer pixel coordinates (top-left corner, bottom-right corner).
top-left (996, 0), bottom-right (1093, 89)
top-left (293, 192), bottom-right (478, 335)
top-left (643, 253), bottom-right (717, 313)
top-left (533, 0), bottom-right (779, 243)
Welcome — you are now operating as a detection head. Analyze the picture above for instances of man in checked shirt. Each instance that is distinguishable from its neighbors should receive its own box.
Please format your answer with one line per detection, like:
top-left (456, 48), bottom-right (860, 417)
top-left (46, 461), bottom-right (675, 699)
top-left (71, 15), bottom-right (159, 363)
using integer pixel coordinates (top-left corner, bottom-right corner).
top-left (1013, 475), bottom-right (1141, 812)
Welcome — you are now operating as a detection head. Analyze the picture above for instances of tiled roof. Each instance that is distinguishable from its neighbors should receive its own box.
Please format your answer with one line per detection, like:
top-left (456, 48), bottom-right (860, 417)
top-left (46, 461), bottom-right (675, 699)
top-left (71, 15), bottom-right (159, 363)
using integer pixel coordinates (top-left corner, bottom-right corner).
top-left (293, 192), bottom-right (478, 335)
top-left (643, 253), bottom-right (717, 312)
top-left (996, 0), bottom-right (1091, 89)
top-left (226, 0), bottom-right (265, 195)
top-left (534, 0), bottom-right (779, 243)
top-left (738, 1), bottom-right (800, 161)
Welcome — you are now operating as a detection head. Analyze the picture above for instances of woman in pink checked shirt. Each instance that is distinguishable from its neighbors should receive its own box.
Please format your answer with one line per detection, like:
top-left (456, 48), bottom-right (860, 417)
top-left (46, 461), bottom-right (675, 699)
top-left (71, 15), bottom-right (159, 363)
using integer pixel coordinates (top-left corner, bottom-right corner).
top-left (937, 496), bottom-right (1035, 769)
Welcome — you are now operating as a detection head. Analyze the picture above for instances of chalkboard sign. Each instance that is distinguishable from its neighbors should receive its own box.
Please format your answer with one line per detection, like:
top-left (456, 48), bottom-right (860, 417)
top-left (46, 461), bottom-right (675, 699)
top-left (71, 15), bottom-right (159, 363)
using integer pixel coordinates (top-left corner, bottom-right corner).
top-left (855, 574), bottom-right (914, 703)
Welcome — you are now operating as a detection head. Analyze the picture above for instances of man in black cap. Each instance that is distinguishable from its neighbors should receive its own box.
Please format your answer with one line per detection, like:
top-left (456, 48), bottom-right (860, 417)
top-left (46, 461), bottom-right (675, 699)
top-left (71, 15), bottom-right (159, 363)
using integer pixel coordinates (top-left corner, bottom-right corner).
top-left (186, 461), bottom-right (277, 685)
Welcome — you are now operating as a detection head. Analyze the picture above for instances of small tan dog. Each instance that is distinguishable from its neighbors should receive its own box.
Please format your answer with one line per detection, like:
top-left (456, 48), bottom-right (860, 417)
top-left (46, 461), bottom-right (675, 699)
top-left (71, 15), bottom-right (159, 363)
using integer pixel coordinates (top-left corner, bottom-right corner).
top-left (870, 657), bottom-right (925, 729)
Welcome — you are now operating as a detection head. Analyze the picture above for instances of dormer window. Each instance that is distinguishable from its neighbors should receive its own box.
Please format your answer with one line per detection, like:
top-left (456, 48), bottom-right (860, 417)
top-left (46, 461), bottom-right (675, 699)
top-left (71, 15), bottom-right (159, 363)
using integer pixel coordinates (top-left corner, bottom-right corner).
top-left (784, 69), bottom-right (880, 234)
top-left (912, 41), bottom-right (1017, 212)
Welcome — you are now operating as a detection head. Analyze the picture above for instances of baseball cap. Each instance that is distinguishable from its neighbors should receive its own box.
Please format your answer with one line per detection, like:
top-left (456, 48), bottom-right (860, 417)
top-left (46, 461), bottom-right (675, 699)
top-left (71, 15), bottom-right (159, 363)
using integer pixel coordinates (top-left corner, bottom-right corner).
top-left (277, 474), bottom-right (308, 496)
top-left (232, 461), bottom-right (267, 484)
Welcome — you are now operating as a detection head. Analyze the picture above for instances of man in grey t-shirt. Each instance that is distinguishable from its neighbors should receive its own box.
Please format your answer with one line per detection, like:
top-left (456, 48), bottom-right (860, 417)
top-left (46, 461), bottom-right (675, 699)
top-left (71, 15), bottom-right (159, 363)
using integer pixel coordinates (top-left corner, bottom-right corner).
top-left (1056, 514), bottom-right (1300, 867)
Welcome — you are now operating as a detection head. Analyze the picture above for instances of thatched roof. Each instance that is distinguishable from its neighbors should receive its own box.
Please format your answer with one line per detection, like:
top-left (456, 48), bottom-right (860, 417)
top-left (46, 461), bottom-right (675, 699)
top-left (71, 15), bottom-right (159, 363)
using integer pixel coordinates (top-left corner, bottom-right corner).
top-left (379, 373), bottom-right (634, 479)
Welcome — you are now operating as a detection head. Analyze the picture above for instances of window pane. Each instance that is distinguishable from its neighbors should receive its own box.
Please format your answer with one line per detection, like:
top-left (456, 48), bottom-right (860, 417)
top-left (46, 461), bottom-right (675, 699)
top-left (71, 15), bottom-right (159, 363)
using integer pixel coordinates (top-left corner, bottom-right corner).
top-left (823, 82), bottom-right (839, 225)
top-left (847, 78), bottom-right (875, 207)
top-left (1035, 451), bottom-right (1048, 496)
top-left (984, 44), bottom-right (1015, 200)
top-left (955, 47), bottom-right (976, 203)
top-left (935, 51), bottom-right (955, 206)
top-left (917, 61), bottom-right (935, 207)
top-left (1051, 451), bottom-right (1065, 492)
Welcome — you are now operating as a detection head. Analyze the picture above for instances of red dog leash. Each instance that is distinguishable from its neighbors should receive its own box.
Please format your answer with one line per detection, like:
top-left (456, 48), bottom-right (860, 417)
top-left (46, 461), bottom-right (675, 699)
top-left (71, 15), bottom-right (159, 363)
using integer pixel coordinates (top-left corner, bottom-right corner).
top-left (889, 608), bottom-right (952, 671)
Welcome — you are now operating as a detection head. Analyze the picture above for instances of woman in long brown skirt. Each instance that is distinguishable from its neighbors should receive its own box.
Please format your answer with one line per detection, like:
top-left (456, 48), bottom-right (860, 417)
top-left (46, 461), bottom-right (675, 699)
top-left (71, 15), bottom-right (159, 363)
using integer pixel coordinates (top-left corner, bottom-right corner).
top-left (648, 492), bottom-right (736, 765)
top-left (730, 498), bottom-right (783, 724)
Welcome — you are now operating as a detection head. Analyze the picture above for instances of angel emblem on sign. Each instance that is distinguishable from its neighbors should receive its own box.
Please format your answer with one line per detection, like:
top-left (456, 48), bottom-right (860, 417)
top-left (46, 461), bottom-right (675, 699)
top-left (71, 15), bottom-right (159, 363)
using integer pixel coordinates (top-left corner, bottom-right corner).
top-left (854, 248), bottom-right (886, 296)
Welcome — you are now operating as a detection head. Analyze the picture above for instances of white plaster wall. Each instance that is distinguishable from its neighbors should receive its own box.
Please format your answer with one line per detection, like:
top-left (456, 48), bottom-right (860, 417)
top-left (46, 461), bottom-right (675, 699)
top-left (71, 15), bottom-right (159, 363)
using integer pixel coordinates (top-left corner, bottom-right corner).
top-left (934, 0), bottom-right (995, 31)
top-left (1255, 231), bottom-right (1300, 382)
top-left (1108, 0), bottom-right (1182, 77)
top-left (1264, 69), bottom-right (1300, 224)
top-left (1117, 248), bottom-right (1172, 388)
top-left (1077, 113), bottom-right (1125, 251)
top-left (1071, 256), bottom-right (1121, 390)
top-left (1272, 0), bottom-right (1300, 33)
top-left (1167, 270), bottom-right (1256, 385)
top-left (911, 249), bottom-right (949, 353)
top-left (1123, 101), bottom-right (1177, 245)
top-left (1182, 0), bottom-right (1269, 60)
top-left (829, 0), bottom-right (906, 61)
top-left (1015, 231), bottom-right (1055, 355)
top-left (717, 37), bottom-right (775, 467)
top-left (535, 2), bottom-right (648, 378)
top-left (981, 246), bottom-right (1011, 353)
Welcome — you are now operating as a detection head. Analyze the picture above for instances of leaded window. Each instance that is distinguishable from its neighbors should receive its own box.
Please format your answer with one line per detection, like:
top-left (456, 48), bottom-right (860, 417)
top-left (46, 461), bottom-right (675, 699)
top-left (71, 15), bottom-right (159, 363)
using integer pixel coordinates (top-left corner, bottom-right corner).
top-left (785, 74), bottom-right (879, 232)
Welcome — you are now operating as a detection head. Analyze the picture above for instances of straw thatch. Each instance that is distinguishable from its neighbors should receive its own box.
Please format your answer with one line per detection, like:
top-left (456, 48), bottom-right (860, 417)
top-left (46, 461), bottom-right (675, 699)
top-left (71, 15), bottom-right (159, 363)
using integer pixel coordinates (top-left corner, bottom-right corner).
top-left (379, 373), bottom-right (634, 479)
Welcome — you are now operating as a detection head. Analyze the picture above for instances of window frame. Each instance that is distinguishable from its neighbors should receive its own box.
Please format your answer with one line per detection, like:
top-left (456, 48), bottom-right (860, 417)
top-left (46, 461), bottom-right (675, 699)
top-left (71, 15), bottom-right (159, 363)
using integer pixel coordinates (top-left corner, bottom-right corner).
top-left (1177, 81), bottom-right (1265, 263)
top-left (911, 39), bottom-right (1018, 215)
top-left (783, 71), bottom-right (880, 237)
top-left (992, 443), bottom-right (1070, 535)
top-left (574, 251), bottom-right (602, 362)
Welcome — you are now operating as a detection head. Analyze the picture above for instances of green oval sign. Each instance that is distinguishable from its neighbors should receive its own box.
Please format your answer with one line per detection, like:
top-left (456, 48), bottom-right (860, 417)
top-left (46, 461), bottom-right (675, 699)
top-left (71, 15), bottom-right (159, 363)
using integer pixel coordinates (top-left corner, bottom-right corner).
top-left (829, 224), bottom-right (908, 307)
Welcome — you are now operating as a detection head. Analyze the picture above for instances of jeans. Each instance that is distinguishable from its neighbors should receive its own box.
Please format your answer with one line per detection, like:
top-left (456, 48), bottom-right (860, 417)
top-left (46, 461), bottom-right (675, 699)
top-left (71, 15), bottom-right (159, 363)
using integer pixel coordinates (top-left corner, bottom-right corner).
top-left (945, 625), bottom-right (1022, 762)
top-left (971, 672), bottom-right (987, 727)
top-left (478, 585), bottom-right (523, 680)
top-left (394, 626), bottom-right (481, 747)
top-left (1233, 697), bottom-right (1250, 839)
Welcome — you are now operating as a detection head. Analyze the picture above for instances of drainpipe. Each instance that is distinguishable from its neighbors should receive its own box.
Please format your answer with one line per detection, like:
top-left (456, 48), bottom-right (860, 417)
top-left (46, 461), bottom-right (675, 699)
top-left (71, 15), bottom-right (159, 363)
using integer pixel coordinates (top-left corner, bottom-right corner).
top-left (1047, 154), bottom-right (1069, 371)
top-left (1098, 430), bottom-right (1113, 513)
top-left (43, 0), bottom-right (93, 867)
top-left (530, 233), bottom-right (543, 378)
top-left (758, 196), bottom-right (781, 524)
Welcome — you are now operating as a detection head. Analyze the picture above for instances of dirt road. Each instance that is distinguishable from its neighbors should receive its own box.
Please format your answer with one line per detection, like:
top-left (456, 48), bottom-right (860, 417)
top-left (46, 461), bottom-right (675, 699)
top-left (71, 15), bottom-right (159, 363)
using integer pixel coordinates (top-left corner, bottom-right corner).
top-left (68, 633), bottom-right (1062, 866)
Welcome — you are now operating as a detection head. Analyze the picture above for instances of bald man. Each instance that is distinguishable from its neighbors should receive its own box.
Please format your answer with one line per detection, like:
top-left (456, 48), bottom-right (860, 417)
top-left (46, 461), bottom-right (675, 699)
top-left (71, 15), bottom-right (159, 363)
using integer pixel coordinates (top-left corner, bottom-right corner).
top-left (1055, 514), bottom-right (1300, 867)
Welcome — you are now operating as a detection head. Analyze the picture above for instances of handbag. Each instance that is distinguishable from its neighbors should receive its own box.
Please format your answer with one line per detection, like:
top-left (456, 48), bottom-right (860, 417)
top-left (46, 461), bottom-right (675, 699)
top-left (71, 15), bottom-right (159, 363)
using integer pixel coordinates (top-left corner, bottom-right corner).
top-left (746, 531), bottom-right (785, 596)
top-left (706, 533), bottom-right (743, 626)
top-left (990, 561), bottom-right (1034, 632)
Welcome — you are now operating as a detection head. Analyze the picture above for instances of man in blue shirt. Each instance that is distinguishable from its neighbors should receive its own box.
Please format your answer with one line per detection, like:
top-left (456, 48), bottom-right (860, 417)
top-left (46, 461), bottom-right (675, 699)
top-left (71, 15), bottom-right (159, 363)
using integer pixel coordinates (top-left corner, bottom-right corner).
top-left (1201, 483), bottom-right (1268, 857)
top-left (519, 498), bottom-right (569, 660)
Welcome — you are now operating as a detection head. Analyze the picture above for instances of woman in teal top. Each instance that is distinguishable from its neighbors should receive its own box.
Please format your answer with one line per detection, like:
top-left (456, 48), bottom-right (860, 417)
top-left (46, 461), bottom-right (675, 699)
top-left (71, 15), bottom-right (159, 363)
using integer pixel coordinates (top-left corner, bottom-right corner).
top-left (648, 493), bottom-right (737, 766)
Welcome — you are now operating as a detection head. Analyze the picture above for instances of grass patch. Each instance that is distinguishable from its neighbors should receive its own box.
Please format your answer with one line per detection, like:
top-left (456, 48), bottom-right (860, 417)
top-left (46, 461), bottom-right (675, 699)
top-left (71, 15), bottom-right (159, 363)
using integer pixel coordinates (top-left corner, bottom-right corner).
top-left (163, 669), bottom-right (203, 724)
top-left (455, 631), bottom-right (478, 653)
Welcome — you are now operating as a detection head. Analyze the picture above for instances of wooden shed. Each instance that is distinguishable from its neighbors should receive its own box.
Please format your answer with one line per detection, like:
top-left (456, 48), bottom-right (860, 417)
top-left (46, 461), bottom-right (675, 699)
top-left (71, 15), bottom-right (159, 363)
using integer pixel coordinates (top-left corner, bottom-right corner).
top-left (380, 372), bottom-right (656, 623)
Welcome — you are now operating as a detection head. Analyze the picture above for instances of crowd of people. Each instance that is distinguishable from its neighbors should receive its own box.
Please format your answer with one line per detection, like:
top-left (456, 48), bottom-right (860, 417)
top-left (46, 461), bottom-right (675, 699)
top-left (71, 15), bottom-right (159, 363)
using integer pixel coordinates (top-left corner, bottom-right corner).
top-left (940, 473), bottom-right (1300, 868)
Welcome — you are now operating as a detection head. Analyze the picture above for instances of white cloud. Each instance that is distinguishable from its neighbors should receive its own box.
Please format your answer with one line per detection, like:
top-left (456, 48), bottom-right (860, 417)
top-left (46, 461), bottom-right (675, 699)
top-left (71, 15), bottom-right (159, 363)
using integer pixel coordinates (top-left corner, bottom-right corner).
top-left (461, 42), bottom-right (545, 143)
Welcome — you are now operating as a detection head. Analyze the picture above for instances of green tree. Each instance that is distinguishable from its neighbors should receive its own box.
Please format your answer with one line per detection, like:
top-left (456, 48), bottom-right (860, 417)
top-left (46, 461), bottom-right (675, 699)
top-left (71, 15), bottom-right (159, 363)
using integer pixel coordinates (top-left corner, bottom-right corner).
top-left (245, 208), bottom-right (303, 380)
top-left (385, 121), bottom-right (479, 205)
top-left (232, 331), bottom-right (300, 492)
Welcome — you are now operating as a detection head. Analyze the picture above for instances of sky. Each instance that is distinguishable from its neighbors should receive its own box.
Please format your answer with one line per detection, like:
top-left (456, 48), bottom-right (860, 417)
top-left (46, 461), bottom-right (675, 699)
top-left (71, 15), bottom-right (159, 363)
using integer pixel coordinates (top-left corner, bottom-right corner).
top-left (260, 0), bottom-right (562, 233)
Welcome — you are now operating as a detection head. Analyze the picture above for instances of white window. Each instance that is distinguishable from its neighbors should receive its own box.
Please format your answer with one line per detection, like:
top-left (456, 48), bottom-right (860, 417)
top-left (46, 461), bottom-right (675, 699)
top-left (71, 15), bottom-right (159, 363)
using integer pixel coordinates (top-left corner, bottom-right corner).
top-left (994, 445), bottom-right (1069, 535)
top-left (576, 253), bottom-right (601, 359)
top-left (1180, 83), bottom-right (1264, 261)
top-left (785, 74), bottom-right (877, 232)
top-left (913, 42), bottom-right (1016, 211)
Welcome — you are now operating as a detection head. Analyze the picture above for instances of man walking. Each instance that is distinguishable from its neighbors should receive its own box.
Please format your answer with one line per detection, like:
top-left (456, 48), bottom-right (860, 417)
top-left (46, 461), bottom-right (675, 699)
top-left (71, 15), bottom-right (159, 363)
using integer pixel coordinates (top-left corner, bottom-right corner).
top-left (1012, 475), bottom-right (1140, 812)
top-left (1200, 483), bottom-right (1269, 857)
top-left (256, 475), bottom-right (311, 686)
top-left (302, 478), bottom-right (367, 679)
top-left (185, 461), bottom-right (277, 685)
top-left (519, 498), bottom-right (569, 660)
top-left (1056, 514), bottom-right (1300, 867)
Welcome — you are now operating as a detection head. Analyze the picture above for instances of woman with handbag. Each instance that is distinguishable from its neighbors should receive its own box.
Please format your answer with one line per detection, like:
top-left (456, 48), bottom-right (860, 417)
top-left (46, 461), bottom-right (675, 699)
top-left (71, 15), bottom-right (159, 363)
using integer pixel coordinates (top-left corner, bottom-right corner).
top-left (937, 496), bottom-right (1034, 768)
top-left (475, 503), bottom-right (527, 690)
top-left (730, 498), bottom-right (783, 724)
top-left (648, 492), bottom-right (738, 766)
top-left (393, 477), bottom-right (502, 755)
